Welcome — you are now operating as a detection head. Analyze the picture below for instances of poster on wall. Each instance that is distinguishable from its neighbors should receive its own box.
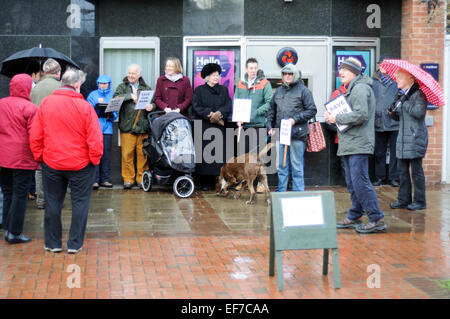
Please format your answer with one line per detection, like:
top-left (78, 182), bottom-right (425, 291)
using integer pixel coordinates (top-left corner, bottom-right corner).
top-left (335, 50), bottom-right (371, 89)
top-left (193, 50), bottom-right (235, 100)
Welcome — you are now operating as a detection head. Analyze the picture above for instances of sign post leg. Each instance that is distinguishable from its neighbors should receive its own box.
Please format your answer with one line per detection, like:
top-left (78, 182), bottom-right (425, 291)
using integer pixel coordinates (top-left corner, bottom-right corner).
top-left (283, 145), bottom-right (287, 167)
top-left (276, 251), bottom-right (284, 291)
top-left (269, 211), bottom-right (275, 276)
top-left (322, 248), bottom-right (329, 275)
top-left (332, 248), bottom-right (341, 289)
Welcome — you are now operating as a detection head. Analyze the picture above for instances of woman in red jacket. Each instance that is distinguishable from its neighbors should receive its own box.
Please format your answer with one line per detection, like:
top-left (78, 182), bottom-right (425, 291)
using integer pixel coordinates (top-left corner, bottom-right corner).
top-left (154, 57), bottom-right (193, 118)
top-left (0, 74), bottom-right (39, 244)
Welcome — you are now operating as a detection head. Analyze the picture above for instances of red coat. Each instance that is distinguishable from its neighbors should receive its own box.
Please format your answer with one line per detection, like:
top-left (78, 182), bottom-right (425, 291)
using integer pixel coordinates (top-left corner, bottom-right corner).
top-left (154, 75), bottom-right (193, 117)
top-left (0, 74), bottom-right (39, 170)
top-left (29, 86), bottom-right (103, 171)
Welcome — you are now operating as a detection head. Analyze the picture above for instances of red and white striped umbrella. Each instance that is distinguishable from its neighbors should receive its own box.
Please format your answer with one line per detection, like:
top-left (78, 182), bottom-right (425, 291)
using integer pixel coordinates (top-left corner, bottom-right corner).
top-left (379, 59), bottom-right (445, 107)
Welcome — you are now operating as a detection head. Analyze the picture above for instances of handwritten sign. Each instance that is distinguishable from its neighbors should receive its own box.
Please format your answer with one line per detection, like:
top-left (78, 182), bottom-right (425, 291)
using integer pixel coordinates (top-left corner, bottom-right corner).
top-left (232, 98), bottom-right (252, 123)
top-left (135, 90), bottom-right (155, 110)
top-left (281, 196), bottom-right (324, 227)
top-left (279, 119), bottom-right (292, 146)
top-left (105, 97), bottom-right (124, 113)
top-left (324, 95), bottom-right (352, 132)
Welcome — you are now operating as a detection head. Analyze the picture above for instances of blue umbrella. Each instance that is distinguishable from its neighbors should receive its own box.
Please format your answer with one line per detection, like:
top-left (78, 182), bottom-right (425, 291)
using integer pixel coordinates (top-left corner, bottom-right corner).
top-left (1, 46), bottom-right (80, 78)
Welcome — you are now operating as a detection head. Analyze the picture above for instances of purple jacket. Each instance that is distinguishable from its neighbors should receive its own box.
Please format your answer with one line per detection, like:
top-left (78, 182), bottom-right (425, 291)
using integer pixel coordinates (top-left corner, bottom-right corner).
top-left (154, 75), bottom-right (193, 117)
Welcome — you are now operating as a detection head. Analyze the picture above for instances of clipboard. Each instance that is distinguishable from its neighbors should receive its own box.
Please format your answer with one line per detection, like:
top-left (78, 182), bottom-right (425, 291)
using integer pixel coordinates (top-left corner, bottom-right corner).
top-left (94, 103), bottom-right (109, 118)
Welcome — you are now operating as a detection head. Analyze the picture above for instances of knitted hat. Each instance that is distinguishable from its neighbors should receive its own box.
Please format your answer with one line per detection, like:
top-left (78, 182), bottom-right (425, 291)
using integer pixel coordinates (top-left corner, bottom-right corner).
top-left (339, 57), bottom-right (362, 75)
top-left (201, 63), bottom-right (222, 79)
top-left (43, 58), bottom-right (61, 75)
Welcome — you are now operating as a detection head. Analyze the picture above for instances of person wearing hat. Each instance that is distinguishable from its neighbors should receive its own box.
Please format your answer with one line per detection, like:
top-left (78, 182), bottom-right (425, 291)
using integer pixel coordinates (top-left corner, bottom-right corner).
top-left (192, 63), bottom-right (232, 190)
top-left (372, 55), bottom-right (399, 187)
top-left (267, 63), bottom-right (317, 193)
top-left (87, 75), bottom-right (117, 189)
top-left (30, 58), bottom-right (62, 210)
top-left (388, 68), bottom-right (428, 211)
top-left (325, 57), bottom-right (386, 233)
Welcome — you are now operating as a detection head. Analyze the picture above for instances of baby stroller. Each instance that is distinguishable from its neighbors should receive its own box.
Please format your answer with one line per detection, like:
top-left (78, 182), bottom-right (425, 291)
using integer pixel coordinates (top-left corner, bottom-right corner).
top-left (142, 110), bottom-right (196, 198)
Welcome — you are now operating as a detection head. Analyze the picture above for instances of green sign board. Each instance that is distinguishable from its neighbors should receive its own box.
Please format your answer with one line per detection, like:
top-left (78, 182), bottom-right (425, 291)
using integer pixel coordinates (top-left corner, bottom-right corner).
top-left (269, 191), bottom-right (341, 291)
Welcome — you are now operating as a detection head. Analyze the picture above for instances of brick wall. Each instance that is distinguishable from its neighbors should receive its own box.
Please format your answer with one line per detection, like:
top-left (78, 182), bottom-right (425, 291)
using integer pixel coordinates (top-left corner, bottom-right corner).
top-left (401, 0), bottom-right (446, 185)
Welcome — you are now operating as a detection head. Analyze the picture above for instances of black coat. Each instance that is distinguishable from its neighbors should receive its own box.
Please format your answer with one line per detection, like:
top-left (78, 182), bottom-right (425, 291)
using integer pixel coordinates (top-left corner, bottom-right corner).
top-left (192, 83), bottom-right (232, 175)
top-left (388, 83), bottom-right (428, 159)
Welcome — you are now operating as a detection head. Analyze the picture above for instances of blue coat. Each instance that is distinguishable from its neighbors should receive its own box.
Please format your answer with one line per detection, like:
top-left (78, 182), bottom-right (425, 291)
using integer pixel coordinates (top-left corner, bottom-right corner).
top-left (372, 73), bottom-right (399, 132)
top-left (87, 75), bottom-right (117, 135)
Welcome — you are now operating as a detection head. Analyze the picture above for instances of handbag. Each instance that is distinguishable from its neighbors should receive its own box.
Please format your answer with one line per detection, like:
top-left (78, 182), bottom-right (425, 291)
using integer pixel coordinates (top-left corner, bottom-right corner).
top-left (306, 117), bottom-right (326, 152)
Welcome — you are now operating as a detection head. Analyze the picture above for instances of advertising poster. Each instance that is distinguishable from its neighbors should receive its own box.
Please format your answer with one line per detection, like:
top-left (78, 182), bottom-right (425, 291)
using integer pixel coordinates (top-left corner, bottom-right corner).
top-left (335, 50), bottom-right (371, 89)
top-left (193, 50), bottom-right (235, 100)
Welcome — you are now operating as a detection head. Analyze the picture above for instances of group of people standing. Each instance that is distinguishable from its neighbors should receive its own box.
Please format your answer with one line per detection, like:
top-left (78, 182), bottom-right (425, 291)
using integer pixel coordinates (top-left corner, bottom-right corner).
top-left (0, 51), bottom-right (430, 251)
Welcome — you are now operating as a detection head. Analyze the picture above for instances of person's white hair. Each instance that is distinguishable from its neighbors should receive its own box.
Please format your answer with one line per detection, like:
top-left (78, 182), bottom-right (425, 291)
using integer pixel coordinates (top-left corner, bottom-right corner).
top-left (61, 67), bottom-right (86, 87)
top-left (128, 64), bottom-right (142, 75)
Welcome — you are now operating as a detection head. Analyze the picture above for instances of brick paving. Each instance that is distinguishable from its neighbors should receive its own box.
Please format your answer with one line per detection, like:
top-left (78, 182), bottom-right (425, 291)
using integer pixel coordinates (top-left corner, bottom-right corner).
top-left (0, 185), bottom-right (449, 299)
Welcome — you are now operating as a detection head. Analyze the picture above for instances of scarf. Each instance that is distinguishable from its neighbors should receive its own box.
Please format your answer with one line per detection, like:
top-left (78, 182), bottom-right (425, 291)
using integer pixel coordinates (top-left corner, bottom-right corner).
top-left (378, 70), bottom-right (392, 86)
top-left (165, 73), bottom-right (183, 82)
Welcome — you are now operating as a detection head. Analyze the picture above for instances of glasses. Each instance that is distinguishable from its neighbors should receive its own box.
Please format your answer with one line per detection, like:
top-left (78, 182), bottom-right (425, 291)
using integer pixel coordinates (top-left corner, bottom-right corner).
top-left (282, 72), bottom-right (294, 76)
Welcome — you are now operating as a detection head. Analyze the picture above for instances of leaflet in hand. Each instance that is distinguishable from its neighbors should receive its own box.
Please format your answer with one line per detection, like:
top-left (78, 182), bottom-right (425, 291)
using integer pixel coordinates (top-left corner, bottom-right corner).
top-left (324, 94), bottom-right (352, 132)
top-left (105, 97), bottom-right (124, 113)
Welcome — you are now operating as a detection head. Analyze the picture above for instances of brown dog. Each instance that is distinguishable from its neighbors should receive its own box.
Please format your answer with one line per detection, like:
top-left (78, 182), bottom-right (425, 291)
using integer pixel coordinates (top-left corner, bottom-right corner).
top-left (216, 143), bottom-right (273, 205)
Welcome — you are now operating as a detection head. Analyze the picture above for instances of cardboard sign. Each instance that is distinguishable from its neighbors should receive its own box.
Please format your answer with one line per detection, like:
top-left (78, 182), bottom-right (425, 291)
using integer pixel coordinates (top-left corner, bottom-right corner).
top-left (232, 98), bottom-right (252, 123)
top-left (324, 94), bottom-right (352, 132)
top-left (105, 97), bottom-right (124, 113)
top-left (279, 119), bottom-right (292, 146)
top-left (135, 90), bottom-right (155, 110)
top-left (269, 191), bottom-right (341, 291)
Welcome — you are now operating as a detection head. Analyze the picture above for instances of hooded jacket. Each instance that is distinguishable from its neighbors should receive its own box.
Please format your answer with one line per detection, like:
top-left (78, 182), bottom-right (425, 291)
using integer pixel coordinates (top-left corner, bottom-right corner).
top-left (266, 63), bottom-right (317, 141)
top-left (335, 73), bottom-right (376, 156)
top-left (388, 83), bottom-right (428, 159)
top-left (87, 75), bottom-right (117, 135)
top-left (113, 76), bottom-right (151, 134)
top-left (29, 86), bottom-right (103, 170)
top-left (0, 74), bottom-right (39, 170)
top-left (234, 69), bottom-right (273, 128)
top-left (372, 72), bottom-right (399, 132)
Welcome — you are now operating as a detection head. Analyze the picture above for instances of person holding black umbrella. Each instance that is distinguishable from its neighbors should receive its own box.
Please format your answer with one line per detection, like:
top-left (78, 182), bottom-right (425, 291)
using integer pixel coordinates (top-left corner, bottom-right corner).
top-left (30, 58), bottom-right (61, 210)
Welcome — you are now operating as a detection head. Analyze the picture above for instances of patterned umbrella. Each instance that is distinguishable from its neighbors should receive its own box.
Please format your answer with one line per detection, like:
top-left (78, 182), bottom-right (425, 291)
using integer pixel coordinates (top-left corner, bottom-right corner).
top-left (379, 59), bottom-right (444, 107)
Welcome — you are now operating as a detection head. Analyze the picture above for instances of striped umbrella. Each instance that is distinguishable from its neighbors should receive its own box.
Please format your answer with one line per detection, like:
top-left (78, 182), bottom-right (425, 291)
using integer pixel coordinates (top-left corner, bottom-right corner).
top-left (379, 59), bottom-right (445, 107)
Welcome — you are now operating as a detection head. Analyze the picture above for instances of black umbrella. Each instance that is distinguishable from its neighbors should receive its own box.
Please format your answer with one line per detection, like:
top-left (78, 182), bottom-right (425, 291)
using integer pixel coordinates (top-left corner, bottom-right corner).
top-left (1, 46), bottom-right (81, 78)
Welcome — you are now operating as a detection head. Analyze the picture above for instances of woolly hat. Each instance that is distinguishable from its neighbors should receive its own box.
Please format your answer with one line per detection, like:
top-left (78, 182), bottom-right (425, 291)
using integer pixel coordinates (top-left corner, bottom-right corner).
top-left (339, 57), bottom-right (362, 75)
top-left (201, 63), bottom-right (221, 79)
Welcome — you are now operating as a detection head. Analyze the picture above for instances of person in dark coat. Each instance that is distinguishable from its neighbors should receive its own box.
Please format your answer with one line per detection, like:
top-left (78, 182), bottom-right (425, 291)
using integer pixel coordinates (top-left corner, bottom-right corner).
top-left (372, 57), bottom-right (400, 187)
top-left (154, 57), bottom-right (193, 118)
top-left (192, 63), bottom-right (232, 190)
top-left (388, 68), bottom-right (428, 211)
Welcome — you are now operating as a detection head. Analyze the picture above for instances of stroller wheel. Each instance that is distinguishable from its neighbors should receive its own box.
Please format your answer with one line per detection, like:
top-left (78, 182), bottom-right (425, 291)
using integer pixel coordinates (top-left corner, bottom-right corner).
top-left (173, 175), bottom-right (195, 198)
top-left (142, 171), bottom-right (153, 192)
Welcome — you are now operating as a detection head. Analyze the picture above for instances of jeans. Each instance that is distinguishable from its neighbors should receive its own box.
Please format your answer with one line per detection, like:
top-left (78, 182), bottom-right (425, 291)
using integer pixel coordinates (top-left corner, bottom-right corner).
top-left (35, 167), bottom-right (45, 206)
top-left (277, 140), bottom-right (306, 192)
top-left (342, 154), bottom-right (384, 222)
top-left (42, 162), bottom-right (95, 250)
top-left (0, 185), bottom-right (3, 225)
top-left (397, 158), bottom-right (426, 206)
top-left (95, 134), bottom-right (113, 183)
top-left (0, 168), bottom-right (34, 235)
top-left (374, 131), bottom-right (399, 182)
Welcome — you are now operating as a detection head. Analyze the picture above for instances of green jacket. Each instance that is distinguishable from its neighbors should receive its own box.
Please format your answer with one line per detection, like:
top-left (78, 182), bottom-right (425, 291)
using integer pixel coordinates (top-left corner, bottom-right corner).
top-left (30, 74), bottom-right (61, 106)
top-left (113, 77), bottom-right (152, 134)
top-left (336, 74), bottom-right (376, 156)
top-left (234, 70), bottom-right (273, 128)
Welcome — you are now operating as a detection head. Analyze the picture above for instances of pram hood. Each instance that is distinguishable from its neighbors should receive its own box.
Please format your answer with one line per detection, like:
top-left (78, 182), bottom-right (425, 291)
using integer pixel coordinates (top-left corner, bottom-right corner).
top-left (150, 112), bottom-right (195, 173)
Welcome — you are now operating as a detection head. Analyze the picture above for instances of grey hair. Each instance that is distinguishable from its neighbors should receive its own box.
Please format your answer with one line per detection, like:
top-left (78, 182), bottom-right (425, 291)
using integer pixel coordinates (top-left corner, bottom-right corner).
top-left (61, 67), bottom-right (86, 87)
top-left (128, 64), bottom-right (142, 75)
top-left (43, 58), bottom-right (61, 74)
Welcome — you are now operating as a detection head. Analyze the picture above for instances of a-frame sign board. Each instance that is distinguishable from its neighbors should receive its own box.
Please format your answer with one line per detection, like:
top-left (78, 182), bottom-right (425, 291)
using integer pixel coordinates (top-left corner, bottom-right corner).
top-left (269, 191), bottom-right (341, 291)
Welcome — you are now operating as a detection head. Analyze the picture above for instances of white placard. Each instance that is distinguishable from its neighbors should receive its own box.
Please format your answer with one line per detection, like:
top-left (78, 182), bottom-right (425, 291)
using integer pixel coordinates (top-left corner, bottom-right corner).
top-left (232, 98), bottom-right (252, 123)
top-left (281, 196), bottom-right (324, 227)
top-left (135, 90), bottom-right (155, 110)
top-left (279, 119), bottom-right (292, 146)
top-left (105, 97), bottom-right (124, 113)
top-left (324, 95), bottom-right (352, 132)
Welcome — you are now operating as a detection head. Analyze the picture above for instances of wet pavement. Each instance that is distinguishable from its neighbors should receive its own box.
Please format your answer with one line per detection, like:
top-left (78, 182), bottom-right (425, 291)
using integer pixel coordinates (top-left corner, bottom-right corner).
top-left (0, 184), bottom-right (449, 299)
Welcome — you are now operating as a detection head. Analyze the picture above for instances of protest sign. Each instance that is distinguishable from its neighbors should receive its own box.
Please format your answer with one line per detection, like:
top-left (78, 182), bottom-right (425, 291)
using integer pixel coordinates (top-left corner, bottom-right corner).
top-left (105, 97), bottom-right (124, 113)
top-left (135, 90), bottom-right (155, 110)
top-left (324, 95), bottom-right (352, 132)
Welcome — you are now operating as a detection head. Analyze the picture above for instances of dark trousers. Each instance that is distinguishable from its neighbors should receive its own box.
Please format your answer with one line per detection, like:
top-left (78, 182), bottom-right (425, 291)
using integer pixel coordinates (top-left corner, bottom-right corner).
top-left (374, 131), bottom-right (399, 182)
top-left (95, 134), bottom-right (112, 183)
top-left (397, 158), bottom-right (426, 206)
top-left (42, 162), bottom-right (95, 250)
top-left (0, 168), bottom-right (34, 235)
top-left (342, 155), bottom-right (384, 222)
